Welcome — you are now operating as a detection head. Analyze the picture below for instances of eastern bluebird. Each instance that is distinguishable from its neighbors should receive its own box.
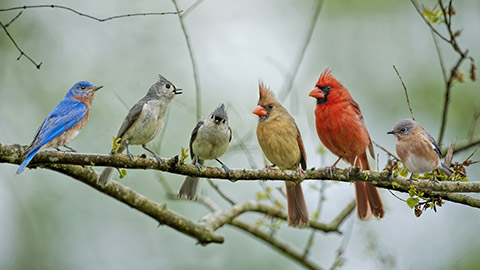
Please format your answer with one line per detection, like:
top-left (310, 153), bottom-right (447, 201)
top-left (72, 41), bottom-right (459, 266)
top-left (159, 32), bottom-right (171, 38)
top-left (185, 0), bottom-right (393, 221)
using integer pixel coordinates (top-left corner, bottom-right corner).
top-left (98, 74), bottom-right (182, 187)
top-left (16, 81), bottom-right (102, 174)
top-left (387, 119), bottom-right (453, 182)
top-left (178, 104), bottom-right (232, 199)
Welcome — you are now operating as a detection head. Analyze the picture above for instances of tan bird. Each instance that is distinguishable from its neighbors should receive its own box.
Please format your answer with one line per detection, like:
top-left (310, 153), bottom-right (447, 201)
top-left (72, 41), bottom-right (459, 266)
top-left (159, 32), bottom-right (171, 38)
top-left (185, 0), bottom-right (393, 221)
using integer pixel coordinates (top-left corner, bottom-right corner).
top-left (253, 83), bottom-right (309, 227)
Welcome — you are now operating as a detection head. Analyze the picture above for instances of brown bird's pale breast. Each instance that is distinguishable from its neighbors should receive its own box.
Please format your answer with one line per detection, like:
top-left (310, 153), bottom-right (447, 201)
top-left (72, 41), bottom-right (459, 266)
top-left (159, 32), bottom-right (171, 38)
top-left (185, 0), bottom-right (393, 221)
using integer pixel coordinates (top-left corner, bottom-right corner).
top-left (256, 114), bottom-right (301, 170)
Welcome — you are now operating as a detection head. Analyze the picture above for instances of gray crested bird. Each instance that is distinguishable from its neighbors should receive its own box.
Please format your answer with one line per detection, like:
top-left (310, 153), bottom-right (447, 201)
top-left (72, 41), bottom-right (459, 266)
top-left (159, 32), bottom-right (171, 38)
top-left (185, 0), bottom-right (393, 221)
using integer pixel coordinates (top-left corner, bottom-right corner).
top-left (98, 74), bottom-right (182, 187)
top-left (388, 119), bottom-right (453, 182)
top-left (178, 104), bottom-right (232, 199)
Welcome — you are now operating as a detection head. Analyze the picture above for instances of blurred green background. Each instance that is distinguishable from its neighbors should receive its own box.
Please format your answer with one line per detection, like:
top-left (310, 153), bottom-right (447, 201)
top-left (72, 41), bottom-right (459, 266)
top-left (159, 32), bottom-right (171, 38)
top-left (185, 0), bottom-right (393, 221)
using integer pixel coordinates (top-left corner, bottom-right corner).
top-left (1, 0), bottom-right (480, 269)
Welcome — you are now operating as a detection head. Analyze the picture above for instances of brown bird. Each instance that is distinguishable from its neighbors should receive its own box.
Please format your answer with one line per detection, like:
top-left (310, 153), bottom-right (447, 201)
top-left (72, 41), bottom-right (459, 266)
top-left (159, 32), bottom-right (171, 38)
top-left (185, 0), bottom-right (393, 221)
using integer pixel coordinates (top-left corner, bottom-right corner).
top-left (253, 83), bottom-right (309, 227)
top-left (309, 69), bottom-right (384, 219)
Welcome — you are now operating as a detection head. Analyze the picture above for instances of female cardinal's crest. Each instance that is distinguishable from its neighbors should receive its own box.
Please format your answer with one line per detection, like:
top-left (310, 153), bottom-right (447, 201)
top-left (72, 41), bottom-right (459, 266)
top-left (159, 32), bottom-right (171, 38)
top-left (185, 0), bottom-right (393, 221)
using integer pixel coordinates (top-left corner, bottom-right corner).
top-left (258, 83), bottom-right (277, 104)
top-left (317, 68), bottom-right (343, 88)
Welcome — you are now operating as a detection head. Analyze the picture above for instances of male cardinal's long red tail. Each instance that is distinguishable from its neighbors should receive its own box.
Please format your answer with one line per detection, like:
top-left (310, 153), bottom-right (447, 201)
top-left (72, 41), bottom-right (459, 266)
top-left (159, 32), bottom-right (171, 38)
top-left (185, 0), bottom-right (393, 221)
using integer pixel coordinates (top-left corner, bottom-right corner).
top-left (352, 153), bottom-right (384, 219)
top-left (286, 182), bottom-right (309, 226)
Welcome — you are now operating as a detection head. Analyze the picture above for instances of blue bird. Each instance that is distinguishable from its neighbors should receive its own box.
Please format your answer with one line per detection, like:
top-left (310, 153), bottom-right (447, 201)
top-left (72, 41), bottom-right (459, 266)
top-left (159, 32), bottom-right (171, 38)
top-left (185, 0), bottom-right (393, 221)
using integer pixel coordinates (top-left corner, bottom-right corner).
top-left (16, 81), bottom-right (102, 174)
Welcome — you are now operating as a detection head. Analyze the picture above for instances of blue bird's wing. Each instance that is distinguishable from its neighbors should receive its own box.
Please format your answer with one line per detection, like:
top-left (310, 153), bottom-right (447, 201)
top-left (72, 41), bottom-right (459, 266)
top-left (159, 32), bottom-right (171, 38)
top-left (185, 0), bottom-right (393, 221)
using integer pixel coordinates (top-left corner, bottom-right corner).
top-left (30, 98), bottom-right (87, 150)
top-left (17, 98), bottom-right (87, 174)
top-left (421, 131), bottom-right (442, 158)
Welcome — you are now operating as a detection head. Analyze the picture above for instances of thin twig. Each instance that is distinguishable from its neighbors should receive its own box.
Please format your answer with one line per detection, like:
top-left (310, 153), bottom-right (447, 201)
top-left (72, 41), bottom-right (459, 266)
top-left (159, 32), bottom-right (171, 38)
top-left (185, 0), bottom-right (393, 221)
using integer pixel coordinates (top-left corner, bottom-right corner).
top-left (0, 20), bottom-right (42, 69)
top-left (0, 5), bottom-right (181, 22)
top-left (431, 30), bottom-right (448, 84)
top-left (231, 219), bottom-right (324, 270)
top-left (463, 144), bottom-right (480, 164)
top-left (279, 0), bottom-right (324, 101)
top-left (373, 141), bottom-right (400, 161)
top-left (183, 0), bottom-right (205, 17)
top-left (171, 0), bottom-right (202, 121)
top-left (5, 11), bottom-right (22, 27)
top-left (303, 181), bottom-right (326, 258)
top-left (468, 106), bottom-right (480, 141)
top-left (393, 65), bottom-right (415, 121)
top-left (409, 0), bottom-right (450, 42)
top-left (207, 179), bottom-right (236, 205)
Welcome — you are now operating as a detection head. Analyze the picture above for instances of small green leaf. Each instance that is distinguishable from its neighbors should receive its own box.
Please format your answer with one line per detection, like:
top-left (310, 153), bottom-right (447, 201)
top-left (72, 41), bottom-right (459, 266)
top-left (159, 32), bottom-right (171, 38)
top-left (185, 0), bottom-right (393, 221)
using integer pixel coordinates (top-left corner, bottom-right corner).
top-left (111, 136), bottom-right (122, 154)
top-left (180, 147), bottom-right (189, 164)
top-left (391, 182), bottom-right (400, 189)
top-left (119, 169), bottom-right (127, 179)
top-left (407, 197), bottom-right (420, 208)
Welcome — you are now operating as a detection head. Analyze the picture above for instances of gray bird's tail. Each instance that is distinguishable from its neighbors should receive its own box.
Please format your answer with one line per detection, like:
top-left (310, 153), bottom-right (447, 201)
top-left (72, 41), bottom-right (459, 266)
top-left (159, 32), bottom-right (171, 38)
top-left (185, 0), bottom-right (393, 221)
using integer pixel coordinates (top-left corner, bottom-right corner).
top-left (178, 176), bottom-right (200, 200)
top-left (439, 163), bottom-right (454, 177)
top-left (97, 144), bottom-right (125, 187)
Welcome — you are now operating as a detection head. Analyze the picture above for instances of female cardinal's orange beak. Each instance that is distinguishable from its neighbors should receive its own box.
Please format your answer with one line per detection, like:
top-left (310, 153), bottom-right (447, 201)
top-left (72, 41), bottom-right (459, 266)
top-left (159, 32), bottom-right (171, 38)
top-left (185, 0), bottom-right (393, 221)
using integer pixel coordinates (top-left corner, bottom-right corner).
top-left (253, 105), bottom-right (267, 116)
top-left (309, 88), bottom-right (325, 99)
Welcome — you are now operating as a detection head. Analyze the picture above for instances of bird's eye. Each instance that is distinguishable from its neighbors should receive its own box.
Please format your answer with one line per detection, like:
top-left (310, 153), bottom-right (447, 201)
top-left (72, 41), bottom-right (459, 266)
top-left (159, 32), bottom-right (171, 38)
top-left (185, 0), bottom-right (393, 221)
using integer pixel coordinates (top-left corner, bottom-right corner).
top-left (326, 86), bottom-right (331, 91)
top-left (268, 104), bottom-right (273, 109)
top-left (401, 127), bottom-right (406, 132)
top-left (222, 119), bottom-right (225, 124)
top-left (211, 115), bottom-right (214, 119)
top-left (80, 85), bottom-right (86, 90)
top-left (165, 84), bottom-right (171, 89)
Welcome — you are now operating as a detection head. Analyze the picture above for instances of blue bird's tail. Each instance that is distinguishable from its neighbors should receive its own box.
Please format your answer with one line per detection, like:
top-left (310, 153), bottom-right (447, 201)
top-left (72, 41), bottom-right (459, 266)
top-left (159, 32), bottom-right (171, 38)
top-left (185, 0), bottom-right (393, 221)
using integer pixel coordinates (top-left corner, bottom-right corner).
top-left (16, 147), bottom-right (41, 174)
top-left (439, 162), bottom-right (454, 177)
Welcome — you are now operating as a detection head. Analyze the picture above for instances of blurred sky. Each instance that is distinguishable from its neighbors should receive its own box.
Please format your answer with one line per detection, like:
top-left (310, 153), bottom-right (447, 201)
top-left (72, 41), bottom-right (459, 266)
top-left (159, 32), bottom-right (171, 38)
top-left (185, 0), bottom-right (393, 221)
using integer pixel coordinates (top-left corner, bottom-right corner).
top-left (1, 0), bottom-right (480, 269)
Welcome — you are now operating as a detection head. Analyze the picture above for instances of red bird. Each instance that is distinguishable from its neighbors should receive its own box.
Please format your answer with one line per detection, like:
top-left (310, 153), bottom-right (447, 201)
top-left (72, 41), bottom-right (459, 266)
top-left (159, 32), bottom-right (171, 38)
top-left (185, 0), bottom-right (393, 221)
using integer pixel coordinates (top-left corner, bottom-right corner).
top-left (309, 69), bottom-right (384, 219)
top-left (254, 83), bottom-right (309, 227)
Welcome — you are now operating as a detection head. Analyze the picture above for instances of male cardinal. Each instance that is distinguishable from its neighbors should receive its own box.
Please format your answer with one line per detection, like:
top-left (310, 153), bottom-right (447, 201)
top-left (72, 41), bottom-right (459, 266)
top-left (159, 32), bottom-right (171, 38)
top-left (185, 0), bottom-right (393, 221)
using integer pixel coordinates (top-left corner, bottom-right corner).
top-left (309, 69), bottom-right (384, 219)
top-left (254, 83), bottom-right (309, 227)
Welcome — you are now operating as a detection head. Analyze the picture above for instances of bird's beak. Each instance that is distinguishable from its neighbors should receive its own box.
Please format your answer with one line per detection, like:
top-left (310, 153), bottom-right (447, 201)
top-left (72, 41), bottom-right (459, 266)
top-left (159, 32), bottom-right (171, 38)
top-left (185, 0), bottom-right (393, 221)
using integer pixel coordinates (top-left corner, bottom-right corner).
top-left (174, 88), bottom-right (183, 95)
top-left (309, 87), bottom-right (324, 99)
top-left (91, 85), bottom-right (103, 91)
top-left (253, 105), bottom-right (267, 116)
top-left (387, 130), bottom-right (394, 135)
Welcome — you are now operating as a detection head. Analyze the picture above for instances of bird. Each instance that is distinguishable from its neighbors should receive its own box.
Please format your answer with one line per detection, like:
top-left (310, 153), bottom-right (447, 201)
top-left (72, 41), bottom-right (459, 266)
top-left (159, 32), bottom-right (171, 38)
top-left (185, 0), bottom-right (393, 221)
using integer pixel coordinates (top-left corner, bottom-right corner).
top-left (254, 83), bottom-right (309, 227)
top-left (16, 81), bottom-right (102, 174)
top-left (388, 119), bottom-right (453, 182)
top-left (309, 68), bottom-right (384, 219)
top-left (178, 104), bottom-right (232, 199)
top-left (98, 74), bottom-right (182, 187)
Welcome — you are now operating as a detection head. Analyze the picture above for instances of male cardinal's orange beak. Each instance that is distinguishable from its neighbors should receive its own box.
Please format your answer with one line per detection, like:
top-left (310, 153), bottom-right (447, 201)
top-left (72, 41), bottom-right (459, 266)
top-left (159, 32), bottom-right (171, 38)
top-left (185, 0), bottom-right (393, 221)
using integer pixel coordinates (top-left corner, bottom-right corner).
top-left (253, 105), bottom-right (267, 116)
top-left (309, 88), bottom-right (325, 99)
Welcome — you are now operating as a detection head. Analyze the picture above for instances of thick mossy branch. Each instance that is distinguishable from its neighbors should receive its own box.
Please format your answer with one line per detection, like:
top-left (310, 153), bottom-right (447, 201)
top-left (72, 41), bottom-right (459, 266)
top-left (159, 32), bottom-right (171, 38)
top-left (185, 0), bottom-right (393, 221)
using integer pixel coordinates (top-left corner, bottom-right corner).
top-left (2, 143), bottom-right (480, 196)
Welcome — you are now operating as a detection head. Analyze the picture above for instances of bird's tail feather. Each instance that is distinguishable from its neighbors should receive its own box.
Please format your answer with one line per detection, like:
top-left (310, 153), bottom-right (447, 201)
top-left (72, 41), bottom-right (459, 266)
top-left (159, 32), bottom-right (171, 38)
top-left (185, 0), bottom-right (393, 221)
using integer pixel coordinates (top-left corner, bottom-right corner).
top-left (439, 163), bottom-right (453, 177)
top-left (353, 152), bottom-right (385, 219)
top-left (16, 146), bottom-right (41, 174)
top-left (178, 177), bottom-right (200, 200)
top-left (285, 182), bottom-right (309, 227)
top-left (97, 144), bottom-right (125, 187)
top-left (98, 167), bottom-right (115, 187)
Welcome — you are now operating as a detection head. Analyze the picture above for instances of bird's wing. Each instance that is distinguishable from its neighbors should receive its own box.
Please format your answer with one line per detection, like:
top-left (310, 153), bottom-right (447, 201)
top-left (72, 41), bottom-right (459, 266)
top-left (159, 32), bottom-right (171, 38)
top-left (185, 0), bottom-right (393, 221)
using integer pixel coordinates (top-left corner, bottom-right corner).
top-left (421, 131), bottom-right (442, 158)
top-left (116, 101), bottom-right (146, 138)
top-left (295, 124), bottom-right (307, 170)
top-left (350, 99), bottom-right (375, 158)
top-left (31, 98), bottom-right (87, 149)
top-left (189, 120), bottom-right (204, 159)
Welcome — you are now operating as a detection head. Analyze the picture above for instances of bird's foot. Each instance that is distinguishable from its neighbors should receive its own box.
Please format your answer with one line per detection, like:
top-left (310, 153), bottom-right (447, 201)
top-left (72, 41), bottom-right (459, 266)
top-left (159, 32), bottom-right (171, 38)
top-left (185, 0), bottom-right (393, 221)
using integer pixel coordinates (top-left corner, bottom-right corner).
top-left (63, 145), bottom-right (77, 152)
top-left (429, 175), bottom-right (439, 185)
top-left (346, 165), bottom-right (360, 179)
top-left (326, 165), bottom-right (337, 178)
top-left (296, 167), bottom-right (305, 176)
top-left (194, 157), bottom-right (203, 171)
top-left (215, 158), bottom-right (231, 176)
top-left (152, 153), bottom-right (163, 165)
top-left (408, 175), bottom-right (419, 185)
top-left (265, 164), bottom-right (276, 170)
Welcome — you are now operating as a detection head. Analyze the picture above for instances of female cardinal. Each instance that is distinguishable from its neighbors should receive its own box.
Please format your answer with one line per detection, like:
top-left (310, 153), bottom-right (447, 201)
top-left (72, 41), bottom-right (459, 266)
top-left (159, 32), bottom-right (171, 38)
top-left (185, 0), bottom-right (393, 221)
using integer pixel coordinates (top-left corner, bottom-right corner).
top-left (253, 83), bottom-right (309, 227)
top-left (309, 69), bottom-right (384, 219)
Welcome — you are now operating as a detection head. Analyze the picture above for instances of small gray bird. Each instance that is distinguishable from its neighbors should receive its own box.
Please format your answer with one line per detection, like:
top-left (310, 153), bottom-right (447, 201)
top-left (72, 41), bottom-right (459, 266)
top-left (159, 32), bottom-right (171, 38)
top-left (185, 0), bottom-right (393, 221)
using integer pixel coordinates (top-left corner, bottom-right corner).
top-left (98, 74), bottom-right (182, 187)
top-left (178, 104), bottom-right (232, 199)
top-left (388, 119), bottom-right (453, 182)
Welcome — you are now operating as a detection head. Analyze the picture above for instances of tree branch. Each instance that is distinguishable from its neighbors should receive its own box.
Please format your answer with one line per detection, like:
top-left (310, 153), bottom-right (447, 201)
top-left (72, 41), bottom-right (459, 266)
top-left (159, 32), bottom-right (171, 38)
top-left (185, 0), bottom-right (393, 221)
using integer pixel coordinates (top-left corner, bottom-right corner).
top-left (231, 219), bottom-right (324, 270)
top-left (0, 19), bottom-right (42, 69)
top-left (0, 5), bottom-right (181, 22)
top-left (2, 143), bottom-right (480, 207)
top-left (38, 163), bottom-right (224, 245)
